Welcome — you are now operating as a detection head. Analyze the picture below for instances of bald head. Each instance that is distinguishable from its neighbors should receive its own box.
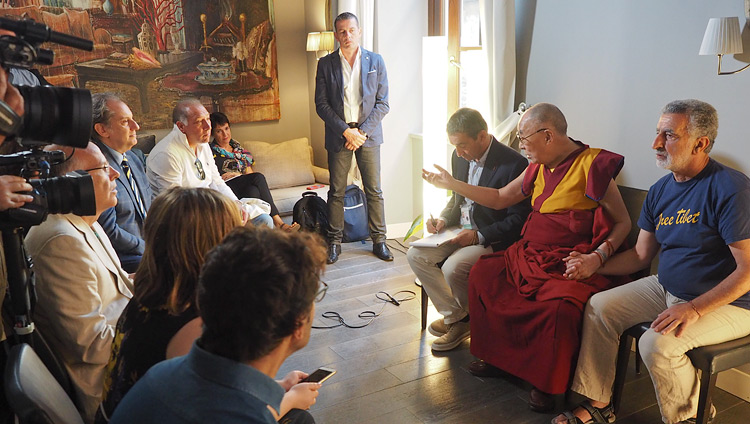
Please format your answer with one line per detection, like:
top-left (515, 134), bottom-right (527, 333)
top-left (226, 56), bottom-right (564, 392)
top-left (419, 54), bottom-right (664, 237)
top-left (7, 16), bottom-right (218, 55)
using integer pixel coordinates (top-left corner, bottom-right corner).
top-left (45, 144), bottom-right (85, 177)
top-left (522, 103), bottom-right (568, 136)
top-left (173, 98), bottom-right (205, 125)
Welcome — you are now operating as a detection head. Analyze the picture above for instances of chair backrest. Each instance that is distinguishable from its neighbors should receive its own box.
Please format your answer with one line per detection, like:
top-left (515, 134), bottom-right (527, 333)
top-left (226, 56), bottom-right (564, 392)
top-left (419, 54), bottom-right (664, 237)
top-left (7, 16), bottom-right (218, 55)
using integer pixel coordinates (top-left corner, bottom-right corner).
top-left (617, 185), bottom-right (657, 277)
top-left (617, 185), bottom-right (646, 249)
top-left (1, 298), bottom-right (77, 403)
top-left (3, 343), bottom-right (84, 424)
top-left (29, 330), bottom-right (77, 406)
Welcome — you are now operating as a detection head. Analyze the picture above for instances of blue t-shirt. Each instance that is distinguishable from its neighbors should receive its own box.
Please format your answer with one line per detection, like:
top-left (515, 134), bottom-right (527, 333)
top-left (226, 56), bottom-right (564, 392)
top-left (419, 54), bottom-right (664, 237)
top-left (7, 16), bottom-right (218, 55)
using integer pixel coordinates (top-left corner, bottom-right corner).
top-left (109, 343), bottom-right (284, 424)
top-left (638, 159), bottom-right (750, 309)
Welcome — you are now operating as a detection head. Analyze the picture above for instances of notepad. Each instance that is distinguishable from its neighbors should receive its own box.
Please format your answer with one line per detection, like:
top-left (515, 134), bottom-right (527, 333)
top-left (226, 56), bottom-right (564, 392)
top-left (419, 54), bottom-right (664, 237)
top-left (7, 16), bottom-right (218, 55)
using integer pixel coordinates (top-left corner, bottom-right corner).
top-left (409, 228), bottom-right (463, 248)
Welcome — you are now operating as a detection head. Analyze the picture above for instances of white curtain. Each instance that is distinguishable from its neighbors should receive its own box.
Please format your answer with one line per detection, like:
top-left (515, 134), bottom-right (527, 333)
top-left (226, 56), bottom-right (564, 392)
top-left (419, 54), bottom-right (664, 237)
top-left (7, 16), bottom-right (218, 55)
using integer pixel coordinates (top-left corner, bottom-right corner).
top-left (337, 0), bottom-right (375, 50)
top-left (479, 0), bottom-right (516, 141)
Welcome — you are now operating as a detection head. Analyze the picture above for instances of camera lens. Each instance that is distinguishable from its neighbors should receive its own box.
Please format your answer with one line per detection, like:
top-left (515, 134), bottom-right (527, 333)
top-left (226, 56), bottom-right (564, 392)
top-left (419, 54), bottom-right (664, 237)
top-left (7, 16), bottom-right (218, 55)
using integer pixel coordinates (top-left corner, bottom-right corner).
top-left (31, 170), bottom-right (95, 216)
top-left (17, 85), bottom-right (92, 148)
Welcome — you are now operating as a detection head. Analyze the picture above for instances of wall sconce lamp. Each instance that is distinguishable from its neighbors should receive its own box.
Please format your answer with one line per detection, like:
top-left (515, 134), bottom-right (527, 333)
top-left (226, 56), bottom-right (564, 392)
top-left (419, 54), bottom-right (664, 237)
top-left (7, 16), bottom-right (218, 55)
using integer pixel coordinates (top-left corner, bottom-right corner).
top-left (699, 17), bottom-right (750, 75)
top-left (306, 31), bottom-right (335, 59)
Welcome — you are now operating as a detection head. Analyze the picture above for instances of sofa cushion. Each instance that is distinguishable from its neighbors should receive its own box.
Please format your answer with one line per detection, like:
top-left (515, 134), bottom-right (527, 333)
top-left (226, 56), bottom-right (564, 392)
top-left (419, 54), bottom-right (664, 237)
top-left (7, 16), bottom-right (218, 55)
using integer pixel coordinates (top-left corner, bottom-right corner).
top-left (0, 6), bottom-right (44, 22)
top-left (64, 8), bottom-right (94, 41)
top-left (242, 138), bottom-right (315, 189)
top-left (41, 10), bottom-right (70, 34)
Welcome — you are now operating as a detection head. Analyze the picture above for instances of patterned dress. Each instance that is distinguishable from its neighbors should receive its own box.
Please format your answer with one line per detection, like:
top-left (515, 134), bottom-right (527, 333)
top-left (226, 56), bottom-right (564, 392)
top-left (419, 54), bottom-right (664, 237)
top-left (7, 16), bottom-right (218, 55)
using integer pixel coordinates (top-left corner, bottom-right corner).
top-left (210, 139), bottom-right (254, 175)
top-left (96, 298), bottom-right (198, 423)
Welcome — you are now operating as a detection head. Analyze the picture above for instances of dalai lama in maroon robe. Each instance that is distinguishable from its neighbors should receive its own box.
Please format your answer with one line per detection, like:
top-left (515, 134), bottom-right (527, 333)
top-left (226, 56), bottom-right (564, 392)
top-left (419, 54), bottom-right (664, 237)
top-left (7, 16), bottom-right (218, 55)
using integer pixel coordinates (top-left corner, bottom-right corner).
top-left (422, 103), bottom-right (631, 412)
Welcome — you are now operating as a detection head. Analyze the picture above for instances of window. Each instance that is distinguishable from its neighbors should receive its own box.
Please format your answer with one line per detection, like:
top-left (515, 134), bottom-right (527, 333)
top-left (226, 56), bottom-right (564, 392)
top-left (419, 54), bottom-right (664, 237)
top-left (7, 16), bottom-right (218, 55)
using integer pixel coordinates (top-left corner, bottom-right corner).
top-left (430, 0), bottom-right (489, 117)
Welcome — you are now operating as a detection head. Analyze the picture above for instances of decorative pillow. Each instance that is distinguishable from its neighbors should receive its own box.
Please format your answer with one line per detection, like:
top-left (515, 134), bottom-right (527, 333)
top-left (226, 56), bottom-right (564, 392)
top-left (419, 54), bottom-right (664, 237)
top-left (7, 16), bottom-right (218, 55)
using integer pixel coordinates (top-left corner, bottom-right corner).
top-left (41, 11), bottom-right (71, 35)
top-left (0, 6), bottom-right (44, 23)
top-left (64, 9), bottom-right (94, 42)
top-left (241, 138), bottom-right (315, 189)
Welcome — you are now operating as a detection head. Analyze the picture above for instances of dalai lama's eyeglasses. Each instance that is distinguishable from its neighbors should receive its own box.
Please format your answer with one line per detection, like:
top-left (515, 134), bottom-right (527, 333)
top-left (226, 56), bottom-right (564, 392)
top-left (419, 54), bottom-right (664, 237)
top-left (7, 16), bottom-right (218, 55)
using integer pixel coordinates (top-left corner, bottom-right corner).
top-left (518, 128), bottom-right (548, 146)
top-left (194, 158), bottom-right (206, 180)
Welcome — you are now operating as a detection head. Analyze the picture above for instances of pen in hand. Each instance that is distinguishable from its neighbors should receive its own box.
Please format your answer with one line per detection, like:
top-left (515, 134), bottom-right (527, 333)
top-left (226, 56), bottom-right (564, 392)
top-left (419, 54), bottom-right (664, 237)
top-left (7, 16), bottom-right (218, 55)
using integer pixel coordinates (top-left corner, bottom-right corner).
top-left (429, 214), bottom-right (438, 233)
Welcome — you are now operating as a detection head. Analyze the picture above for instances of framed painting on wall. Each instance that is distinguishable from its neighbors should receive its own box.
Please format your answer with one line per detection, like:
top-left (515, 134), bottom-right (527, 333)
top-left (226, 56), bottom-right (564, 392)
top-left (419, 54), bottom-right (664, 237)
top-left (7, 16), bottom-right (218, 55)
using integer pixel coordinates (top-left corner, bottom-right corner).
top-left (0, 0), bottom-right (280, 130)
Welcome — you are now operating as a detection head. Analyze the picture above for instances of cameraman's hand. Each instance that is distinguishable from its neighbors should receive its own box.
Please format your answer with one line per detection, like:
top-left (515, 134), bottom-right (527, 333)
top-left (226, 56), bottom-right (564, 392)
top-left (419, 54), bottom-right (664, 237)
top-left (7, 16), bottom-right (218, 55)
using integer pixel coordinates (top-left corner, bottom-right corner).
top-left (0, 68), bottom-right (23, 146)
top-left (0, 175), bottom-right (33, 211)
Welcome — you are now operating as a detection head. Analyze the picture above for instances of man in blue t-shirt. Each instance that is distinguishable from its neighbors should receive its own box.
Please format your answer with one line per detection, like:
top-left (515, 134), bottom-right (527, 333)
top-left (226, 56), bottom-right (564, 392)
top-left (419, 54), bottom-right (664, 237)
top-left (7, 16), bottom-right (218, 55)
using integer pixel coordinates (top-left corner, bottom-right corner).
top-left (553, 99), bottom-right (750, 424)
top-left (109, 228), bottom-right (326, 423)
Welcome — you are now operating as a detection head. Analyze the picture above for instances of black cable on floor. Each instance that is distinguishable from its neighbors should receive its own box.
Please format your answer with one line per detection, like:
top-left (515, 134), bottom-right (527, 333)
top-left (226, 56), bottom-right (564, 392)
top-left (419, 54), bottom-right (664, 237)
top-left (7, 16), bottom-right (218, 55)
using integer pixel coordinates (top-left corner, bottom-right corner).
top-left (311, 290), bottom-right (416, 329)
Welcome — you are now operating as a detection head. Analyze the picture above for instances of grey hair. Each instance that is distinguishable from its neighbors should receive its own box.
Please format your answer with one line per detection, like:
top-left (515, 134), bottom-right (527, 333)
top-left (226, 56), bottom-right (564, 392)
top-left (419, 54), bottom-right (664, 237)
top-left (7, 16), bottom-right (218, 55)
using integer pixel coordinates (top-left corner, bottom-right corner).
top-left (91, 92), bottom-right (122, 141)
top-left (446, 108), bottom-right (488, 139)
top-left (522, 103), bottom-right (568, 135)
top-left (661, 99), bottom-right (718, 152)
top-left (334, 12), bottom-right (359, 30)
top-left (172, 98), bottom-right (204, 124)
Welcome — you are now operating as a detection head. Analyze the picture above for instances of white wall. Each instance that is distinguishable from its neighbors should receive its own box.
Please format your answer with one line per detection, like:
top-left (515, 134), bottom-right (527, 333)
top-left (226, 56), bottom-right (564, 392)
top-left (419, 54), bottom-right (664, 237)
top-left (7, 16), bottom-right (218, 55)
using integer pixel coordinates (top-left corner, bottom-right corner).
top-left (374, 0), bottom-right (427, 229)
top-left (519, 0), bottom-right (750, 190)
top-left (520, 0), bottom-right (750, 399)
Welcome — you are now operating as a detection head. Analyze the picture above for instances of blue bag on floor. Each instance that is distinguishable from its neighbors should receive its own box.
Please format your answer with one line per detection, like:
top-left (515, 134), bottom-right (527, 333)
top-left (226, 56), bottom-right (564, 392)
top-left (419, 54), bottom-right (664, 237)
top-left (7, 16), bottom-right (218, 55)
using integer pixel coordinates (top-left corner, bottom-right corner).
top-left (342, 184), bottom-right (369, 242)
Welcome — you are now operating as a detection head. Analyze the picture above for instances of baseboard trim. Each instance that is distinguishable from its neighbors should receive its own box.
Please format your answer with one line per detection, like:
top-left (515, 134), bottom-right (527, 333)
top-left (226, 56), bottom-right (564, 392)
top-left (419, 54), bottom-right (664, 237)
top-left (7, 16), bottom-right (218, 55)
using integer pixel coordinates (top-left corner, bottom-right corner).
top-left (386, 222), bottom-right (416, 241)
top-left (716, 367), bottom-right (750, 402)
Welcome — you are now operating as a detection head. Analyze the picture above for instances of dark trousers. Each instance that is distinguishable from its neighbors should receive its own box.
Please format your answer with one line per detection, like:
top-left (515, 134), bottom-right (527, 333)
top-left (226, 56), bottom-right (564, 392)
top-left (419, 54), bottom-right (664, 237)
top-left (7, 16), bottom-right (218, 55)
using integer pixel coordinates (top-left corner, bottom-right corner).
top-left (327, 145), bottom-right (386, 244)
top-left (225, 172), bottom-right (280, 217)
top-left (279, 408), bottom-right (316, 424)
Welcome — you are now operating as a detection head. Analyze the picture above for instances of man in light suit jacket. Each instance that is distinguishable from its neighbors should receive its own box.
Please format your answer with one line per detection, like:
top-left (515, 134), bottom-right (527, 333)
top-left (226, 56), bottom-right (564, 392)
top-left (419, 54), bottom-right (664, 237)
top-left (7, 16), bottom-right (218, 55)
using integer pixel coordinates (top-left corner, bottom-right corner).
top-left (25, 142), bottom-right (133, 423)
top-left (92, 93), bottom-right (152, 273)
top-left (315, 12), bottom-right (391, 264)
top-left (408, 108), bottom-right (531, 352)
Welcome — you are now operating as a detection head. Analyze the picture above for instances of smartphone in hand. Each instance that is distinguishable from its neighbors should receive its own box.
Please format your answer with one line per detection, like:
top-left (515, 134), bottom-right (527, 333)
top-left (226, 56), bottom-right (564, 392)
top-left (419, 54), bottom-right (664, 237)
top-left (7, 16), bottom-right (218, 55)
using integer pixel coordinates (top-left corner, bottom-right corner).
top-left (301, 367), bottom-right (336, 384)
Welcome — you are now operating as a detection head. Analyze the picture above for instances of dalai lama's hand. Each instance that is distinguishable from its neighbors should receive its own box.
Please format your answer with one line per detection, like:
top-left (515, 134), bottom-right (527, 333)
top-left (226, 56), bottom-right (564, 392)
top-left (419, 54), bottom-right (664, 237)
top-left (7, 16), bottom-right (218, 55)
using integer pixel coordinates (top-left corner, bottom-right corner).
top-left (422, 165), bottom-right (454, 190)
top-left (562, 250), bottom-right (601, 280)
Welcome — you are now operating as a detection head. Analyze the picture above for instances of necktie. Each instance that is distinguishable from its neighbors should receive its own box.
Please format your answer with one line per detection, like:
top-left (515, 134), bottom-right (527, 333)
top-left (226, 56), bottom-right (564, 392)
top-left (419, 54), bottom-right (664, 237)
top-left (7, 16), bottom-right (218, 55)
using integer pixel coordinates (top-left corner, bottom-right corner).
top-left (121, 156), bottom-right (147, 218)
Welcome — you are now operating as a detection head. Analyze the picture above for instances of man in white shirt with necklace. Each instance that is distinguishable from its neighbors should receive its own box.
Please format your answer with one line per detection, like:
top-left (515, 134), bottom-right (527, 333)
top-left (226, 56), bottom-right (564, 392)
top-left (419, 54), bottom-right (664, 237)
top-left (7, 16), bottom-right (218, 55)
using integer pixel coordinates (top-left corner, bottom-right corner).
top-left (147, 98), bottom-right (272, 227)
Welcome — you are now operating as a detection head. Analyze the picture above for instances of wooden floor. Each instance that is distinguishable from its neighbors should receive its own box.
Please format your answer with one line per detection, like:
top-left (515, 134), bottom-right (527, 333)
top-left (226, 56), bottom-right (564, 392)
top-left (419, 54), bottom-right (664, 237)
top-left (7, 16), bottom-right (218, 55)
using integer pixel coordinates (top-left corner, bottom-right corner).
top-left (277, 240), bottom-right (750, 424)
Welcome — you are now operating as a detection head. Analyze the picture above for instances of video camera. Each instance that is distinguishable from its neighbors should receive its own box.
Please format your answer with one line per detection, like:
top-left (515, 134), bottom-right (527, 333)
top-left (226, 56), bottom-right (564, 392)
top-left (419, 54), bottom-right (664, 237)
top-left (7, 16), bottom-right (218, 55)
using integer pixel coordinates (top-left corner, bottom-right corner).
top-left (0, 16), bottom-right (97, 229)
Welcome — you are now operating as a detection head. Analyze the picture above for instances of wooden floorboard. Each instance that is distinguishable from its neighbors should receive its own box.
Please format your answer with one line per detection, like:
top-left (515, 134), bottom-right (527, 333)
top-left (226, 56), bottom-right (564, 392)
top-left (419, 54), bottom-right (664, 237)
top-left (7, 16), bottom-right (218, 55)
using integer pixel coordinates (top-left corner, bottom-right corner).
top-left (280, 239), bottom-right (748, 423)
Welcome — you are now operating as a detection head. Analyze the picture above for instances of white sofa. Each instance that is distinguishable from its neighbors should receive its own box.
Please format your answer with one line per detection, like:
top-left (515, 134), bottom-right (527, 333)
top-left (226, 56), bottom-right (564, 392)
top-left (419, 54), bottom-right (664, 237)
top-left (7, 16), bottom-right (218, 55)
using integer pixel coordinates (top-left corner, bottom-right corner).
top-left (238, 137), bottom-right (329, 218)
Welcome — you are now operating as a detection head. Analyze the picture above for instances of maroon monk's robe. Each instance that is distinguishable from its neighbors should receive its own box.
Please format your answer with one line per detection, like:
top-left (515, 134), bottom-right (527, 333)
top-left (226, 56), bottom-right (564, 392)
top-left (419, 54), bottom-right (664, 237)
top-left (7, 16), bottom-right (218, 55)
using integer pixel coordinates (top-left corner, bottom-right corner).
top-left (468, 145), bottom-right (627, 394)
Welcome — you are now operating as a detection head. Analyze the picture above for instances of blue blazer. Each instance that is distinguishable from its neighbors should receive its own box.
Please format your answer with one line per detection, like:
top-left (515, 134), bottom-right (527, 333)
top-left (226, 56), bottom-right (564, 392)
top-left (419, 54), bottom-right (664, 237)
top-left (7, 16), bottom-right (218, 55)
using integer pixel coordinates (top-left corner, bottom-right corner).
top-left (95, 140), bottom-right (153, 259)
top-left (441, 137), bottom-right (531, 252)
top-left (315, 47), bottom-right (389, 153)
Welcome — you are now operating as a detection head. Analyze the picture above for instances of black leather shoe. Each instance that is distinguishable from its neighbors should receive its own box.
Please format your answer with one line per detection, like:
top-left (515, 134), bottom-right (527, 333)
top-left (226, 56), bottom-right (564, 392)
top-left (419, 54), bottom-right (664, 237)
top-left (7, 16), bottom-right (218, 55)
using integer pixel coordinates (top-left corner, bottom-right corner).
top-left (528, 387), bottom-right (554, 412)
top-left (373, 242), bottom-right (393, 261)
top-left (327, 243), bottom-right (341, 264)
top-left (467, 359), bottom-right (504, 378)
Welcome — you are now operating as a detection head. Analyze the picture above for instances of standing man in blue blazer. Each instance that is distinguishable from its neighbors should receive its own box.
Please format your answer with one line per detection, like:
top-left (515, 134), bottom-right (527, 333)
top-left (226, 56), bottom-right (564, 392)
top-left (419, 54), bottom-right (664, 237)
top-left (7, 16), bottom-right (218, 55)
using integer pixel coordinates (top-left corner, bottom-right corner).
top-left (92, 93), bottom-right (152, 273)
top-left (315, 12), bottom-right (391, 264)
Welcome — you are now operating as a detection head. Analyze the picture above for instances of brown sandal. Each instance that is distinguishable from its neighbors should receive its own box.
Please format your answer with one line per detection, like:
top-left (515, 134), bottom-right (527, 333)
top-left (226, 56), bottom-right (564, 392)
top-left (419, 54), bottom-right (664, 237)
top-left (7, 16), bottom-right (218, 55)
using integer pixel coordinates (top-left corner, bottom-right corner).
top-left (552, 401), bottom-right (615, 424)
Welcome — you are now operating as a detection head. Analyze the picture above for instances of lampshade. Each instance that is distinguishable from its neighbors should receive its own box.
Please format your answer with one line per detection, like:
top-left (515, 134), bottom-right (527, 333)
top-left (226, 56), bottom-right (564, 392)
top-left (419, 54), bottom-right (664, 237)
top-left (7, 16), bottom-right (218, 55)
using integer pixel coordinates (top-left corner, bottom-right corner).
top-left (306, 32), bottom-right (321, 52)
top-left (699, 17), bottom-right (743, 55)
top-left (319, 31), bottom-right (335, 52)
